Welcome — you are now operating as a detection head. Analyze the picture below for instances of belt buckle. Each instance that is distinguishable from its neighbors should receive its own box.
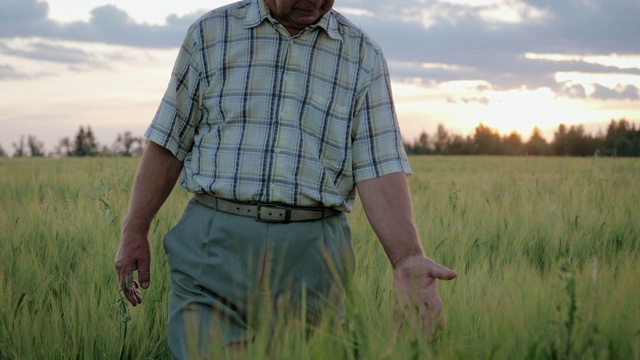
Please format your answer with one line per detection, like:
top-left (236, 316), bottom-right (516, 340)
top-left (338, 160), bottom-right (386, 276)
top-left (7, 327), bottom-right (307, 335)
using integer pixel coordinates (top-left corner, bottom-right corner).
top-left (256, 204), bottom-right (291, 223)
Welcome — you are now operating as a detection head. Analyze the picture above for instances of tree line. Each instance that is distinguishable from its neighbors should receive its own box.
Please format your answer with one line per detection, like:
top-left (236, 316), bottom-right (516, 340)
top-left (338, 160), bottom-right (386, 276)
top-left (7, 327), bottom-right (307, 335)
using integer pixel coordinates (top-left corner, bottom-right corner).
top-left (1, 119), bottom-right (639, 158)
top-left (405, 119), bottom-right (640, 157)
top-left (0, 126), bottom-right (147, 158)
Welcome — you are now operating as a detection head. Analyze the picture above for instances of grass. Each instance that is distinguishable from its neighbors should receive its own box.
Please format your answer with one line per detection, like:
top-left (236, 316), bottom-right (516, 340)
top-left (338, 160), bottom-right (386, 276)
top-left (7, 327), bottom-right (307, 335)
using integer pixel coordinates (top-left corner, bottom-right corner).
top-left (0, 156), bottom-right (639, 359)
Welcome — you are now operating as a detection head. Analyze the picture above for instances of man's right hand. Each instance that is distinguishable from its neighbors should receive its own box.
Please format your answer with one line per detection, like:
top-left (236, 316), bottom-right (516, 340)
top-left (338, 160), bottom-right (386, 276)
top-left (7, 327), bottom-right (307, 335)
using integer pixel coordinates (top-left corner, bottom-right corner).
top-left (112, 142), bottom-right (183, 306)
top-left (114, 231), bottom-right (151, 306)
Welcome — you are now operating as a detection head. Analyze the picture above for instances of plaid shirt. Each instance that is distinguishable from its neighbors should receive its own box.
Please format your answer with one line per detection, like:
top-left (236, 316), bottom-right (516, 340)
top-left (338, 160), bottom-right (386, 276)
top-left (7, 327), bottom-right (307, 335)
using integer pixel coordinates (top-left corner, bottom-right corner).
top-left (145, 0), bottom-right (411, 211)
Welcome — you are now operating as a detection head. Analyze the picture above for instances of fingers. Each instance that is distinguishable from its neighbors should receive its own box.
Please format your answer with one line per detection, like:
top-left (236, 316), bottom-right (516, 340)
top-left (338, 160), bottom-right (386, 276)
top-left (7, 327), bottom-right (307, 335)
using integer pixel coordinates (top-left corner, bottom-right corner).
top-left (427, 295), bottom-right (447, 332)
top-left (397, 302), bottom-right (442, 343)
top-left (125, 288), bottom-right (143, 306)
top-left (438, 313), bottom-right (447, 331)
top-left (419, 304), bottom-right (434, 343)
top-left (425, 288), bottom-right (447, 332)
top-left (114, 236), bottom-right (151, 305)
top-left (119, 272), bottom-right (143, 306)
top-left (395, 287), bottom-right (448, 343)
top-left (115, 232), bottom-right (151, 304)
top-left (137, 257), bottom-right (151, 289)
top-left (394, 305), bottom-right (404, 334)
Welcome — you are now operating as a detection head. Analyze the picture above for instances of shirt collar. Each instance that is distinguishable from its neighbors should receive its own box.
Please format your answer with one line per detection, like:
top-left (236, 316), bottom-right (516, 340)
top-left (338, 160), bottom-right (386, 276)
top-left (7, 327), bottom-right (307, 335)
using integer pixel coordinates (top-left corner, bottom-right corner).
top-left (243, 0), bottom-right (341, 41)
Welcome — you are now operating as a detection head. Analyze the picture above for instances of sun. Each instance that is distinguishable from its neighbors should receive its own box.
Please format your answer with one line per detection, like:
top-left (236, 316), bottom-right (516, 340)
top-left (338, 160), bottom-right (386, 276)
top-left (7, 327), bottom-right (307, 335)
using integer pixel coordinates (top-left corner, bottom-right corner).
top-left (391, 81), bottom-right (577, 138)
top-left (472, 88), bottom-right (580, 137)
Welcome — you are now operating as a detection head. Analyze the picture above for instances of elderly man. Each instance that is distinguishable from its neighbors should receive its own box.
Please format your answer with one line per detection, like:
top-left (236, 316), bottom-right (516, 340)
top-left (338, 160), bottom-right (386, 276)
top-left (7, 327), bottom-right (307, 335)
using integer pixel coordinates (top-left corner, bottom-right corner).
top-left (115, 0), bottom-right (457, 357)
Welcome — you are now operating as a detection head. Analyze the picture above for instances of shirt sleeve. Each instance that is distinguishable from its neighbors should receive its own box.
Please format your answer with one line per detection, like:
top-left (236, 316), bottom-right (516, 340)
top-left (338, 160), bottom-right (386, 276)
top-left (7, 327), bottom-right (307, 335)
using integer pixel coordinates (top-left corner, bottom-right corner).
top-left (144, 25), bottom-right (204, 161)
top-left (351, 51), bottom-right (412, 182)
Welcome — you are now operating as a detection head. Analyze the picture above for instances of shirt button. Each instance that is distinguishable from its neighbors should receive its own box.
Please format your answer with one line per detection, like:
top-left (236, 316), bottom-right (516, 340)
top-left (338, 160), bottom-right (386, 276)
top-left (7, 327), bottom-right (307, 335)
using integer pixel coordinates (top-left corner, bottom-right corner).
top-left (274, 148), bottom-right (281, 154)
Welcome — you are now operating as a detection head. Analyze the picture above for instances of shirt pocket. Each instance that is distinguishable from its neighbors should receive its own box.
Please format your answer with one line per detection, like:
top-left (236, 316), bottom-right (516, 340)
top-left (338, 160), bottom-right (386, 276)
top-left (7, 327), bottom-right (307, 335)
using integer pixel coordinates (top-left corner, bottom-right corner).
top-left (304, 93), bottom-right (352, 174)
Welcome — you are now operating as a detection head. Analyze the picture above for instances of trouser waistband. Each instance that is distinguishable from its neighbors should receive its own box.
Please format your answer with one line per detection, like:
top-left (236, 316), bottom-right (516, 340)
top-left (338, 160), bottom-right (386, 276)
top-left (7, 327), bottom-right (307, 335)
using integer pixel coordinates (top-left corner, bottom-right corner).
top-left (192, 193), bottom-right (341, 223)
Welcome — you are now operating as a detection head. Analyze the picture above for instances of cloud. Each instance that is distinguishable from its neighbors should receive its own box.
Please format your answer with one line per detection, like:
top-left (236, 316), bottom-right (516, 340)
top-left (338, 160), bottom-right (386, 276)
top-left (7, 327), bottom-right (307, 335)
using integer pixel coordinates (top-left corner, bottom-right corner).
top-left (0, 0), bottom-right (48, 23)
top-left (0, 1), bottom-right (205, 48)
top-left (561, 83), bottom-right (587, 99)
top-left (447, 96), bottom-right (491, 105)
top-left (0, 0), bottom-right (639, 100)
top-left (0, 64), bottom-right (29, 80)
top-left (0, 41), bottom-right (102, 66)
top-left (591, 84), bottom-right (640, 100)
top-left (56, 5), bottom-right (203, 48)
top-left (343, 0), bottom-right (640, 96)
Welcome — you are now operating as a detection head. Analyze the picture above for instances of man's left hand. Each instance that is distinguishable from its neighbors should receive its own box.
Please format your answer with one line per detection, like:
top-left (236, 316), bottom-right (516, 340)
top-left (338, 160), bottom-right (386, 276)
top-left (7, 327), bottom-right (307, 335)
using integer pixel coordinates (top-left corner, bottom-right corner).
top-left (393, 255), bottom-right (457, 342)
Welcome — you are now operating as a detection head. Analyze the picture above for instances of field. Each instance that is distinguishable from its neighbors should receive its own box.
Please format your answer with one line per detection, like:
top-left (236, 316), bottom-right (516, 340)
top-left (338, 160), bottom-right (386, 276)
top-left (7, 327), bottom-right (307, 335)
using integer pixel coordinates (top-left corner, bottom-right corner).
top-left (1, 156), bottom-right (639, 359)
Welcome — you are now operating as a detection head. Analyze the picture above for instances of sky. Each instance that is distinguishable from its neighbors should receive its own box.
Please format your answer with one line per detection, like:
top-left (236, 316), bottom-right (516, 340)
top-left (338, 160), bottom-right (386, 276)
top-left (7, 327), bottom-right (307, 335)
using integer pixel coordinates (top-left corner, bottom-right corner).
top-left (1, 0), bottom-right (639, 154)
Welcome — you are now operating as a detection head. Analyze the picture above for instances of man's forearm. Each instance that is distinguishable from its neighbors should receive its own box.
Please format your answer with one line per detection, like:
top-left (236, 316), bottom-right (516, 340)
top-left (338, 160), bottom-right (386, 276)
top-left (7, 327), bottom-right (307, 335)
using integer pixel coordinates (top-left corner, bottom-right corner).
top-left (356, 172), bottom-right (424, 268)
top-left (122, 141), bottom-right (183, 233)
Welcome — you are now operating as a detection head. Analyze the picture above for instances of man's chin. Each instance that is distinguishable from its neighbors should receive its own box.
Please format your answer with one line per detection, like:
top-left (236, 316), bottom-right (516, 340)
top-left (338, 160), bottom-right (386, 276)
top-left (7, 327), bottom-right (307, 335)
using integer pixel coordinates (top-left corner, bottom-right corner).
top-left (293, 15), bottom-right (323, 26)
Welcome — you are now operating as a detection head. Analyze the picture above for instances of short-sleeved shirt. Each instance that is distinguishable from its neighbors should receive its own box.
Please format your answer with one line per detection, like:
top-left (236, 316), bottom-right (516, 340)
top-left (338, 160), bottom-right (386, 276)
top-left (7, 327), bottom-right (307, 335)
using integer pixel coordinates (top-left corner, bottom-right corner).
top-left (145, 0), bottom-right (411, 212)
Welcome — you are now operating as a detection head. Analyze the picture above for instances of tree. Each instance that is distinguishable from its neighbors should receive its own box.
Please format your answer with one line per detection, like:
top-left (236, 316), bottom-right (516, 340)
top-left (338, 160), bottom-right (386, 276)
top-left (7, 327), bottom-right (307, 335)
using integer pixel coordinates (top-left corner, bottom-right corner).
top-left (54, 137), bottom-right (73, 157)
top-left (448, 135), bottom-right (474, 155)
top-left (27, 135), bottom-right (45, 157)
top-left (473, 123), bottom-right (503, 155)
top-left (405, 131), bottom-right (431, 155)
top-left (113, 131), bottom-right (144, 157)
top-left (502, 131), bottom-right (524, 155)
top-left (553, 124), bottom-right (598, 156)
top-left (417, 131), bottom-right (431, 154)
top-left (552, 124), bottom-right (569, 156)
top-left (399, 119), bottom-right (640, 158)
top-left (72, 126), bottom-right (99, 157)
top-left (566, 125), bottom-right (597, 156)
top-left (434, 124), bottom-right (450, 154)
top-left (12, 136), bottom-right (26, 157)
top-left (603, 119), bottom-right (634, 156)
top-left (74, 127), bottom-right (87, 156)
top-left (85, 126), bottom-right (98, 156)
top-left (525, 127), bottom-right (549, 156)
top-left (0, 145), bottom-right (6, 157)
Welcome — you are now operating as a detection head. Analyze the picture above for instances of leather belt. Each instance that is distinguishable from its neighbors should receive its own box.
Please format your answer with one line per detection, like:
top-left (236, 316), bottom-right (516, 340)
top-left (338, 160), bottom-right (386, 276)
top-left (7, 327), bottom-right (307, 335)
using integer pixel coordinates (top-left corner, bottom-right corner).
top-left (193, 193), bottom-right (340, 223)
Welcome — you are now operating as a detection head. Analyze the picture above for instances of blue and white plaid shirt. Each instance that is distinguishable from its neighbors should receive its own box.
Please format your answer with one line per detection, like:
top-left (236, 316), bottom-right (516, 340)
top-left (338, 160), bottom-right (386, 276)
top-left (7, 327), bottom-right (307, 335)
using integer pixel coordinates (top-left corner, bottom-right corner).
top-left (146, 0), bottom-right (411, 212)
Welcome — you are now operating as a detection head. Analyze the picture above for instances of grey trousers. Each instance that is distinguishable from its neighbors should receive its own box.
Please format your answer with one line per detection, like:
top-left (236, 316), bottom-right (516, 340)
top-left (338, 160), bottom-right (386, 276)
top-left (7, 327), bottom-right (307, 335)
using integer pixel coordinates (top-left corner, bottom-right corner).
top-left (163, 198), bottom-right (354, 358)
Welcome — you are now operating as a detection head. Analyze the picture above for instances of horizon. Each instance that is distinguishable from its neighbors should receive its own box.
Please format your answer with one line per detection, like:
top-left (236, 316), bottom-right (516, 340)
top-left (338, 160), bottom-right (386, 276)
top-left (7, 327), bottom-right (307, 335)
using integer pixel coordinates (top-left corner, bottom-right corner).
top-left (1, 0), bottom-right (639, 154)
top-left (5, 118), bottom-right (638, 156)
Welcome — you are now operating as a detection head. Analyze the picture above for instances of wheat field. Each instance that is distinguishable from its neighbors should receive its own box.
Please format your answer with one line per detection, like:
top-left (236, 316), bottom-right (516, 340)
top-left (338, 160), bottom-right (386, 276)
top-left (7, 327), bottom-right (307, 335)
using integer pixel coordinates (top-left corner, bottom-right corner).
top-left (1, 156), bottom-right (638, 359)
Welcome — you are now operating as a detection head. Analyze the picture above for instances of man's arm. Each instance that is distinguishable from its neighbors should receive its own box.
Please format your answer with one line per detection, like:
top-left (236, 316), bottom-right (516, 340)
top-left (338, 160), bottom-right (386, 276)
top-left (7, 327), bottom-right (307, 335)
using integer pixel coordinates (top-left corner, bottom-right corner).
top-left (114, 141), bottom-right (183, 306)
top-left (356, 172), bottom-right (457, 341)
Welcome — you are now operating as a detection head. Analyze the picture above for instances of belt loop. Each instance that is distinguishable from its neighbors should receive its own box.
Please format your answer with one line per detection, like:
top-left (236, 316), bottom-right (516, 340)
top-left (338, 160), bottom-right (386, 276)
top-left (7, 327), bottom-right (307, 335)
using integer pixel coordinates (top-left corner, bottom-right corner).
top-left (211, 195), bottom-right (218, 210)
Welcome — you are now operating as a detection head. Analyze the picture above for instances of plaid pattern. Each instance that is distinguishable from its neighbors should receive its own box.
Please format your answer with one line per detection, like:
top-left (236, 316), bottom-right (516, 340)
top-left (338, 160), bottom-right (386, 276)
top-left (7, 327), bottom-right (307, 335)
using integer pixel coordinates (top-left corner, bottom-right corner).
top-left (146, 0), bottom-right (411, 211)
